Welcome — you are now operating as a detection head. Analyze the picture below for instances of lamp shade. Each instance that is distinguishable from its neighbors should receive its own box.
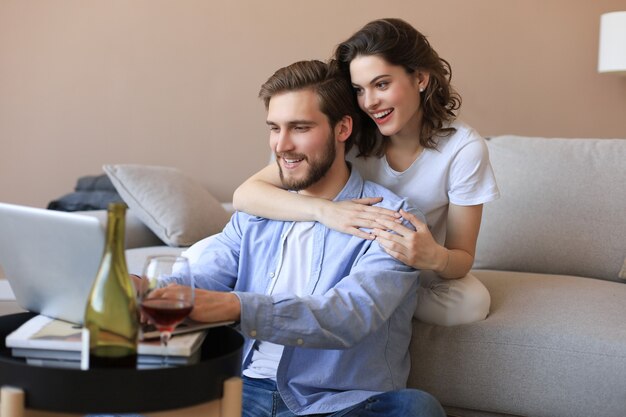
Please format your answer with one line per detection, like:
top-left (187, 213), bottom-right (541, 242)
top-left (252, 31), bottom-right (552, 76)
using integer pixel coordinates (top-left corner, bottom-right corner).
top-left (598, 11), bottom-right (626, 74)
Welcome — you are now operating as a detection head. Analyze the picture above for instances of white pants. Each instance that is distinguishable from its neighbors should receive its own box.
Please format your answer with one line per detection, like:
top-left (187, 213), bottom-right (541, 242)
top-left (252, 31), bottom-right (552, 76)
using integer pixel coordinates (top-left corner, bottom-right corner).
top-left (414, 272), bottom-right (490, 326)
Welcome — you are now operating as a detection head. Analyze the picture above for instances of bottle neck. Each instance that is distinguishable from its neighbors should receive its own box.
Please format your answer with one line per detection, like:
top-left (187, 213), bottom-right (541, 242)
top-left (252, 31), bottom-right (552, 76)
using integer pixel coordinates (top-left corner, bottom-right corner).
top-left (105, 203), bottom-right (126, 256)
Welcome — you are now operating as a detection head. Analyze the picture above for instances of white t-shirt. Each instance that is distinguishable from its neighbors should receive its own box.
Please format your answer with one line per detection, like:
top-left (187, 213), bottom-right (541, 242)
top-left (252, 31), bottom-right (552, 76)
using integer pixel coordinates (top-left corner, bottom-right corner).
top-left (348, 120), bottom-right (500, 245)
top-left (243, 221), bottom-right (315, 380)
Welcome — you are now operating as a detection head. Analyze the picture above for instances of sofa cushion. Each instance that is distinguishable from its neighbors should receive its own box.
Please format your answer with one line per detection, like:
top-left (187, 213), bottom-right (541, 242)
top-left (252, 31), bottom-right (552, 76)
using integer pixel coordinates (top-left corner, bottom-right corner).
top-left (409, 269), bottom-right (626, 417)
top-left (75, 209), bottom-right (164, 249)
top-left (104, 164), bottom-right (232, 247)
top-left (475, 136), bottom-right (626, 282)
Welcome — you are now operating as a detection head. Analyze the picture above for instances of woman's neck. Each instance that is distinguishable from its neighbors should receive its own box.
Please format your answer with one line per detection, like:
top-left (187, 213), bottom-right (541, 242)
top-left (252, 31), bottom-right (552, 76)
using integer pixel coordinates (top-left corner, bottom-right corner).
top-left (386, 117), bottom-right (423, 172)
top-left (386, 137), bottom-right (423, 172)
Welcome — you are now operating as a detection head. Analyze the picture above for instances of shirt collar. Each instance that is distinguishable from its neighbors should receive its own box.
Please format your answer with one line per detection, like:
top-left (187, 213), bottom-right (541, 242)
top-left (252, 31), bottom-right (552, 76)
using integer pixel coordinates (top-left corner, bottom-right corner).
top-left (332, 162), bottom-right (364, 202)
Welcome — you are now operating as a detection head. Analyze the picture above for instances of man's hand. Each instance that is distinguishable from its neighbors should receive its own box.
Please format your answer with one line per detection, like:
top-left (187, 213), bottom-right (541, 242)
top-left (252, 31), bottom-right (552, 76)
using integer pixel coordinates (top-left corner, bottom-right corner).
top-left (189, 289), bottom-right (241, 323)
top-left (148, 285), bottom-right (241, 323)
top-left (129, 274), bottom-right (142, 294)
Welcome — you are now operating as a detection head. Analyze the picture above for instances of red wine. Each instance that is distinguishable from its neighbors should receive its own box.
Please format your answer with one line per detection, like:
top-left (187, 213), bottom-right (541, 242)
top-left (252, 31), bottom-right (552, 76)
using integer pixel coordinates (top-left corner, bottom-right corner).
top-left (141, 299), bottom-right (193, 332)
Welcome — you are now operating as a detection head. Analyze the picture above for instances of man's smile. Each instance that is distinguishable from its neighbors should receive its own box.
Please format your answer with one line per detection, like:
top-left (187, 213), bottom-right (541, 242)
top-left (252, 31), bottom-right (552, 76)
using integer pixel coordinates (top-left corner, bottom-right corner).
top-left (279, 154), bottom-right (306, 169)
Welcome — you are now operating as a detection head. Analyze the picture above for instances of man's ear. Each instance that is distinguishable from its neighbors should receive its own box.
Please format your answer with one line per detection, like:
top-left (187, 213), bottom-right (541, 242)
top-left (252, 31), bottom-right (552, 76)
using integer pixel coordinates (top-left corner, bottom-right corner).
top-left (335, 116), bottom-right (353, 143)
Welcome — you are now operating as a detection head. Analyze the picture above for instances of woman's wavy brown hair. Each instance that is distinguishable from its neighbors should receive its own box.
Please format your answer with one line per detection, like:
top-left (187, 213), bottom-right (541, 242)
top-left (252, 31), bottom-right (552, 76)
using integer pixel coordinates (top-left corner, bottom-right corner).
top-left (334, 18), bottom-right (462, 157)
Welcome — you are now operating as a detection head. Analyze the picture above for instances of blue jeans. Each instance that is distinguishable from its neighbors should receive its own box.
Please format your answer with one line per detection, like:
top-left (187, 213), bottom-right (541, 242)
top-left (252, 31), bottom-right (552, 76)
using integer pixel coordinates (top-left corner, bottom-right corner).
top-left (242, 376), bottom-right (446, 417)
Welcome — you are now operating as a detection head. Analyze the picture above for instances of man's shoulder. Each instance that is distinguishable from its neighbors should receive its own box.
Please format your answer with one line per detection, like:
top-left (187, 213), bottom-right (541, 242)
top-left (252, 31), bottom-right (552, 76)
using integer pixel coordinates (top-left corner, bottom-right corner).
top-left (362, 180), bottom-right (425, 223)
top-left (228, 210), bottom-right (276, 230)
top-left (362, 180), bottom-right (403, 204)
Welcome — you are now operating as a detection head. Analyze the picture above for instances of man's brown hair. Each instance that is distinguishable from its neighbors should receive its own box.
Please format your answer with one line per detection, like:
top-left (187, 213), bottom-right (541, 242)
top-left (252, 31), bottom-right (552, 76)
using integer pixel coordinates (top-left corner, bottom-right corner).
top-left (259, 60), bottom-right (359, 152)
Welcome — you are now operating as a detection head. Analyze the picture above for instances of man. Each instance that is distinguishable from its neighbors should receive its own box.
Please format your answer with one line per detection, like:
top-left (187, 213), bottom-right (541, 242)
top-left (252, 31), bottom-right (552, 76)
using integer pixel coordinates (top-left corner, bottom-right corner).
top-left (170, 60), bottom-right (445, 417)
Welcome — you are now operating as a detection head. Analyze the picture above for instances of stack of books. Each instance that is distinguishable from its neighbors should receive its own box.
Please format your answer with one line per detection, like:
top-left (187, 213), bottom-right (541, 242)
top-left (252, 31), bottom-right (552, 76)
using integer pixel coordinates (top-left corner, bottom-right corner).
top-left (5, 315), bottom-right (224, 369)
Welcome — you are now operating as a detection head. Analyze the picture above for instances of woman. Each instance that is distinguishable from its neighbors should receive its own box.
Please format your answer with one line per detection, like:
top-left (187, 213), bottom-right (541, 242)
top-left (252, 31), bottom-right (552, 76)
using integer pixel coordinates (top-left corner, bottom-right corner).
top-left (233, 18), bottom-right (499, 326)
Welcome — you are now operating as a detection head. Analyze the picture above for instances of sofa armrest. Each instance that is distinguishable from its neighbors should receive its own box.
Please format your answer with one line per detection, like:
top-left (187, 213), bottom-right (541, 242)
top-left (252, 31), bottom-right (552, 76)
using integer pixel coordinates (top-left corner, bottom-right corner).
top-left (76, 202), bottom-right (233, 251)
top-left (122, 203), bottom-right (234, 274)
top-left (125, 246), bottom-right (186, 275)
top-left (79, 202), bottom-right (234, 274)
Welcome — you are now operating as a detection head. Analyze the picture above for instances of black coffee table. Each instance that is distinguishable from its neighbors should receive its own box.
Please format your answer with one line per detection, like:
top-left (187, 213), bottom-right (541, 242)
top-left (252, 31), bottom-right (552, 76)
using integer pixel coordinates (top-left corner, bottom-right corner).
top-left (0, 312), bottom-right (243, 414)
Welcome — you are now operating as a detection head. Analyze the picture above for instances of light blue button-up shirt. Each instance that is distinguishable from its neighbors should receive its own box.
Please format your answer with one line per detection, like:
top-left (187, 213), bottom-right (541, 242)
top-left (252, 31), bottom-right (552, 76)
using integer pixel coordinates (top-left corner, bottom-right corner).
top-left (190, 167), bottom-right (423, 415)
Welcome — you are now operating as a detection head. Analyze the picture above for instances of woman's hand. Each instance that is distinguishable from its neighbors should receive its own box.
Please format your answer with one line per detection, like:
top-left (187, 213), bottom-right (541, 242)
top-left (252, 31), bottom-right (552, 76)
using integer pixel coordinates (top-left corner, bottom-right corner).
top-left (373, 205), bottom-right (482, 279)
top-left (317, 197), bottom-right (401, 240)
top-left (372, 209), bottom-right (449, 272)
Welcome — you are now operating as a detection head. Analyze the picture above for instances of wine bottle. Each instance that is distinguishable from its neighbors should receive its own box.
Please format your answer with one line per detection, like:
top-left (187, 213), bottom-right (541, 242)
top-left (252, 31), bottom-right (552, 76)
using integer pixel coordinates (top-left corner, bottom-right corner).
top-left (84, 202), bottom-right (139, 368)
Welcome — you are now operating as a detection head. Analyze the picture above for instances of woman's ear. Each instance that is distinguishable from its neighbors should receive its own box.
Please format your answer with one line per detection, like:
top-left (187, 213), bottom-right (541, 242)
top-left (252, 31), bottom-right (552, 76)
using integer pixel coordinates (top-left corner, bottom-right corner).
top-left (335, 116), bottom-right (353, 143)
top-left (415, 71), bottom-right (430, 91)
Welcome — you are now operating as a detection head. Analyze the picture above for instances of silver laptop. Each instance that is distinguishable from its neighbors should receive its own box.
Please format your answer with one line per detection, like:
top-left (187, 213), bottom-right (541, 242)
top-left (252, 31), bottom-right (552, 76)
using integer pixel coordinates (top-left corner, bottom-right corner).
top-left (0, 202), bottom-right (104, 324)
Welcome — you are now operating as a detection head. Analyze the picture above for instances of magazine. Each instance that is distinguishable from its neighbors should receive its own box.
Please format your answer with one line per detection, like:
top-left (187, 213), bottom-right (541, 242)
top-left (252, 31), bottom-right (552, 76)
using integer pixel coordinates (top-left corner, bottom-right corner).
top-left (24, 355), bottom-right (199, 369)
top-left (142, 317), bottom-right (232, 340)
top-left (12, 345), bottom-right (201, 366)
top-left (5, 315), bottom-right (229, 367)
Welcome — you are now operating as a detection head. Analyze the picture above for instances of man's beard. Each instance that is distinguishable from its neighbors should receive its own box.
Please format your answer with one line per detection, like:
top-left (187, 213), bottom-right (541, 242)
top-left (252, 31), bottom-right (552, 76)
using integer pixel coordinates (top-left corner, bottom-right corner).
top-left (277, 133), bottom-right (336, 191)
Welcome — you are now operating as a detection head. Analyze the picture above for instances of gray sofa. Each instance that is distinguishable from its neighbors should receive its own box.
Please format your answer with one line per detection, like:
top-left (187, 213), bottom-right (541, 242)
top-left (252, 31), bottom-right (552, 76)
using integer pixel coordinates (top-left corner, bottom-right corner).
top-left (1, 136), bottom-right (624, 417)
top-left (409, 136), bottom-right (626, 417)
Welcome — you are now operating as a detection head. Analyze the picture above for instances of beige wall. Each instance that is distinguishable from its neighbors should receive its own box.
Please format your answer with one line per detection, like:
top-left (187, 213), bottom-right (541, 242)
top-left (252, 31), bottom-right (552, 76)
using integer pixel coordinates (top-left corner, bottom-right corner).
top-left (1, 0), bottom-right (626, 208)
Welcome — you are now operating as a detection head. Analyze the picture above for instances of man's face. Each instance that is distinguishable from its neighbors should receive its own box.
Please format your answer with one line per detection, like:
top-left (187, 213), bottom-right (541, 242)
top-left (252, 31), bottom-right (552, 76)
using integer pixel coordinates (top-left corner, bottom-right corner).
top-left (267, 89), bottom-right (336, 191)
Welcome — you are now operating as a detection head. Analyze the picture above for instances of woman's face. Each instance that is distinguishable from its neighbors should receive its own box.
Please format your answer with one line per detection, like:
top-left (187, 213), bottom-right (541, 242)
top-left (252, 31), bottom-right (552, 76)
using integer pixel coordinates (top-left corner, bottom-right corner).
top-left (349, 55), bottom-right (427, 139)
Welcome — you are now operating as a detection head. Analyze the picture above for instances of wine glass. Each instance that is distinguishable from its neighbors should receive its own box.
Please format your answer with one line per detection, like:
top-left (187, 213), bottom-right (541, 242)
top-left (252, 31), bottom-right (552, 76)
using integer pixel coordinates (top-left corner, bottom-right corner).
top-left (139, 255), bottom-right (194, 365)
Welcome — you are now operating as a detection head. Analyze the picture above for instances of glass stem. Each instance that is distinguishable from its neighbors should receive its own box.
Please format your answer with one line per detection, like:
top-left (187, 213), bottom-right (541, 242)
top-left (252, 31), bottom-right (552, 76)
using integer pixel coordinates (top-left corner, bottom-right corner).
top-left (160, 331), bottom-right (171, 366)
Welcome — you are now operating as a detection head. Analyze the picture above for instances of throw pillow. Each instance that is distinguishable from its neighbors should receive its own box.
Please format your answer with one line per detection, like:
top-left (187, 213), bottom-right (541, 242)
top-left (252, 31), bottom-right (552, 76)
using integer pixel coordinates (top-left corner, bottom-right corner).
top-left (103, 164), bottom-right (231, 247)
